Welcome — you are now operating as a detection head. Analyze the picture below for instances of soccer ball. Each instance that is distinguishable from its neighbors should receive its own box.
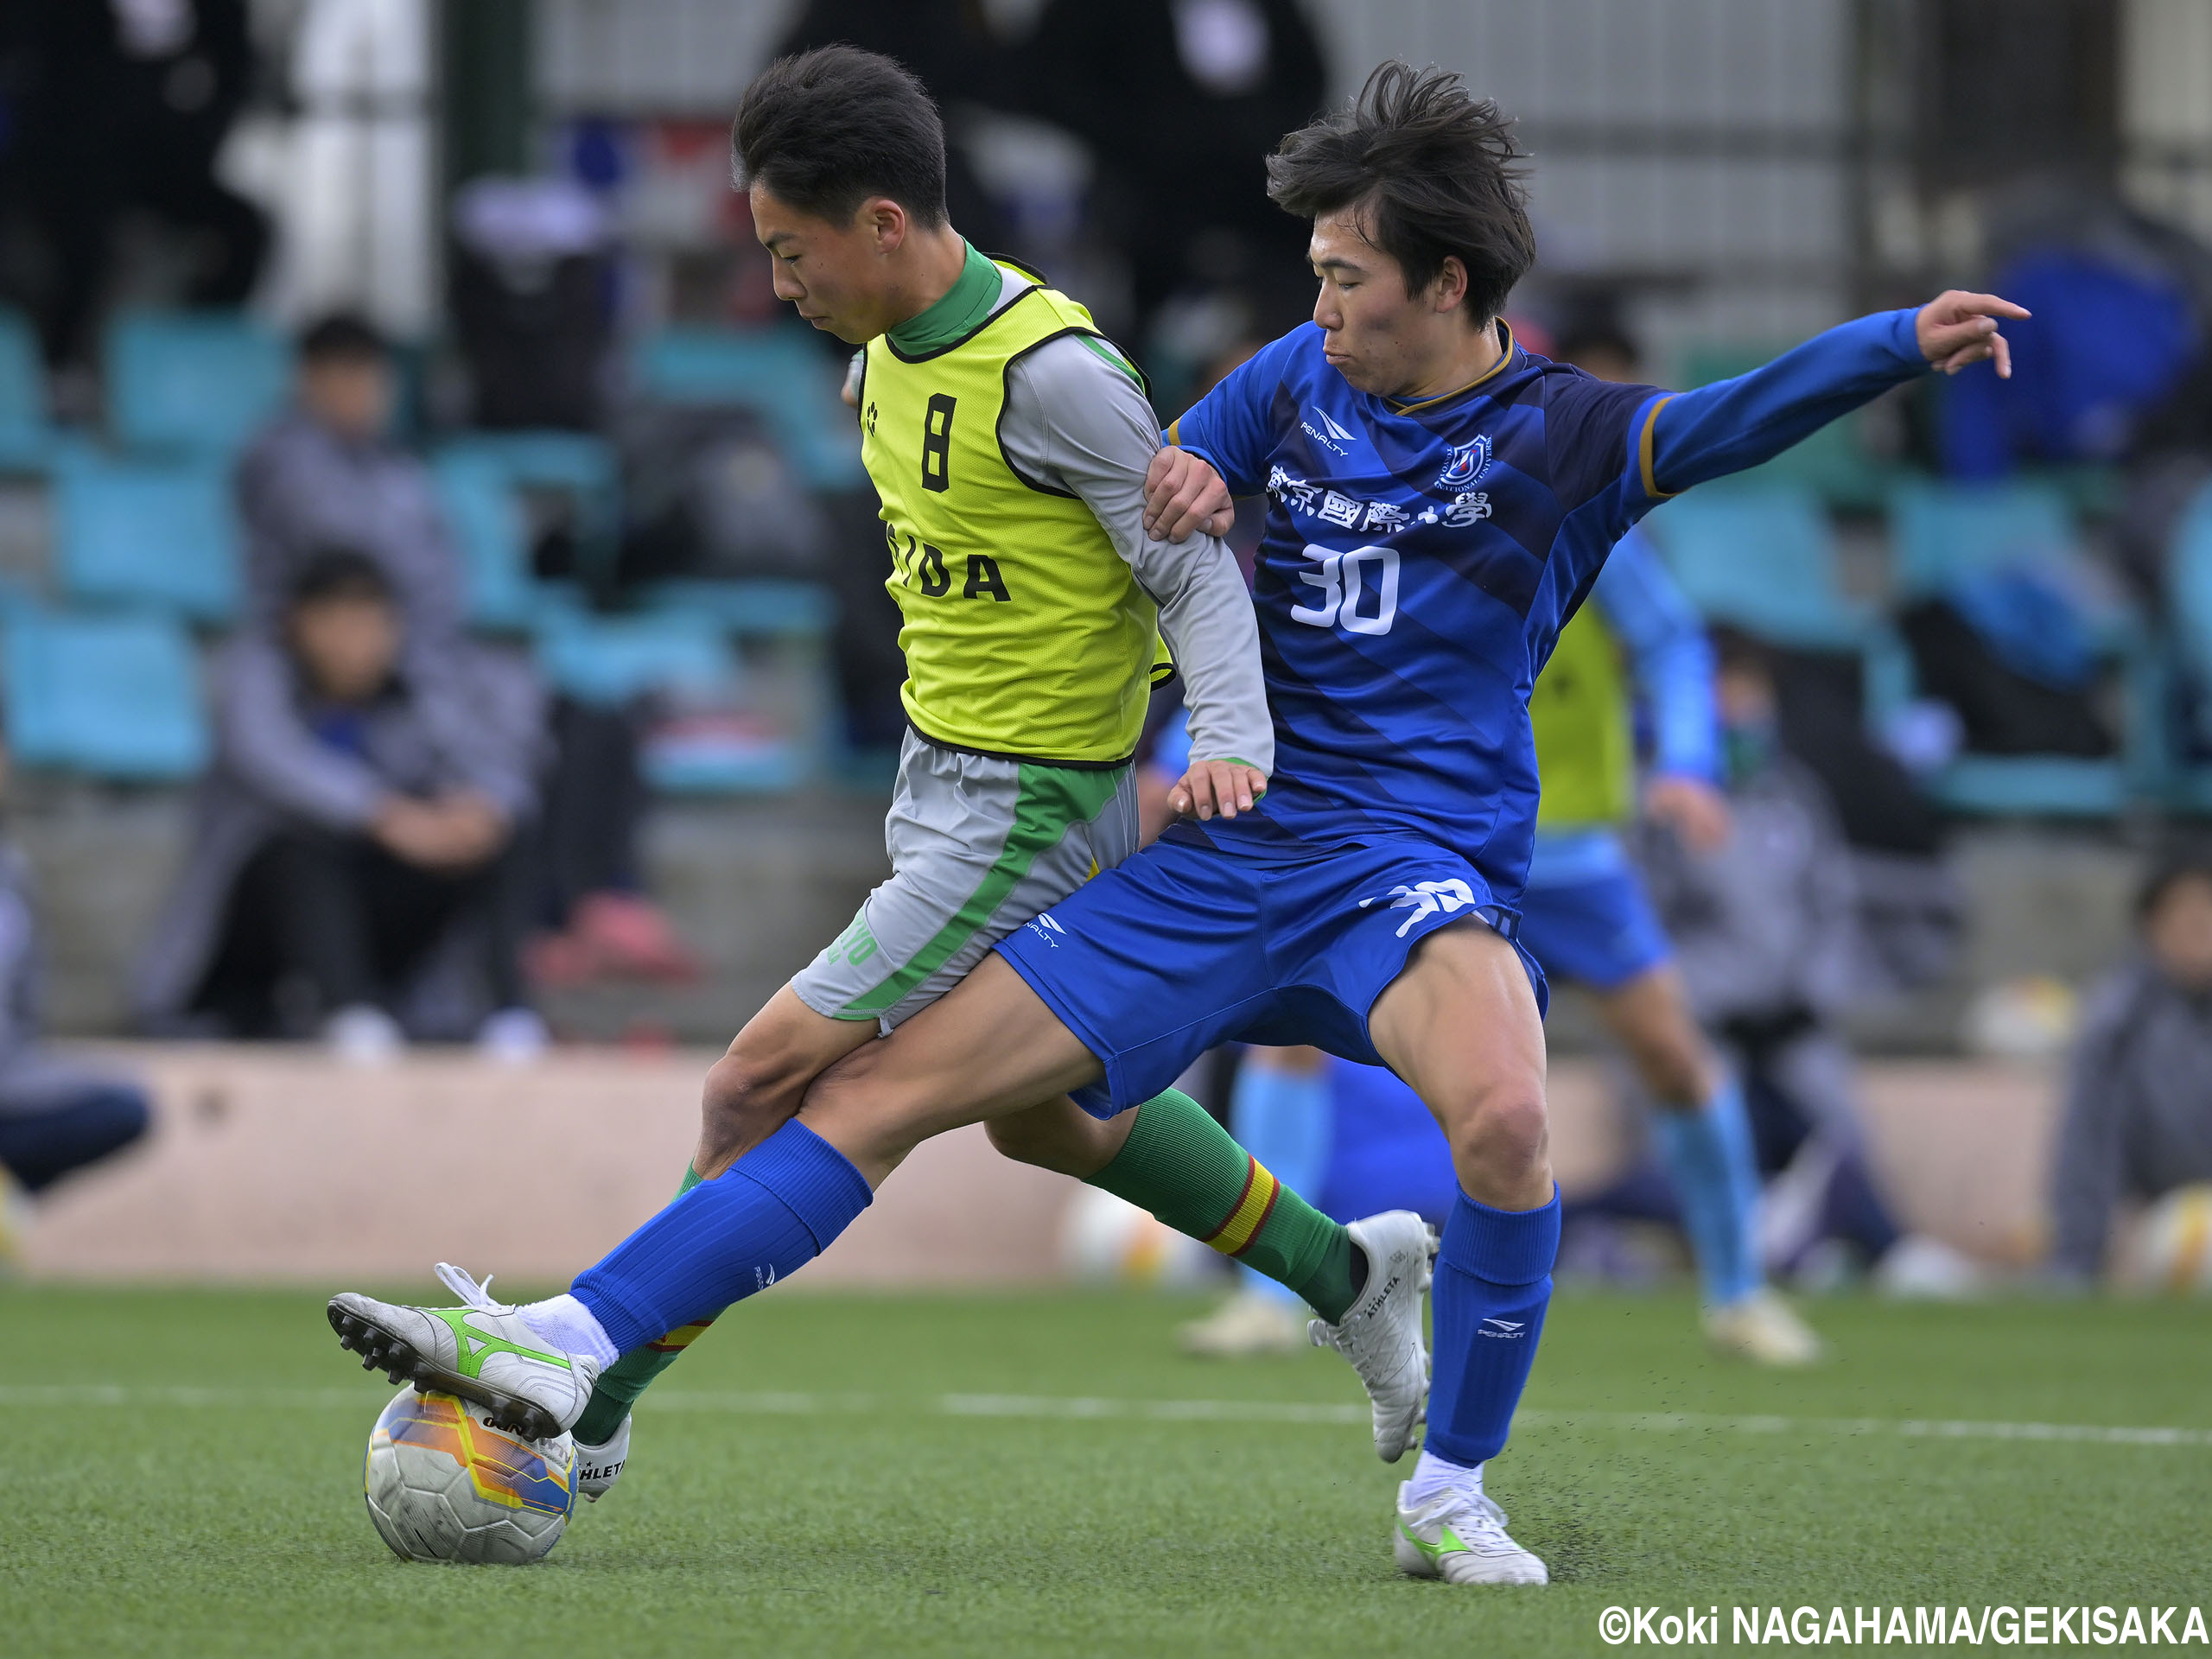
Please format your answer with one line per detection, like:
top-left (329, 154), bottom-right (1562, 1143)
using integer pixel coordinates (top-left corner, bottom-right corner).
top-left (363, 1386), bottom-right (576, 1564)
top-left (1058, 1187), bottom-right (1219, 1288)
top-left (2121, 1185), bottom-right (2212, 1294)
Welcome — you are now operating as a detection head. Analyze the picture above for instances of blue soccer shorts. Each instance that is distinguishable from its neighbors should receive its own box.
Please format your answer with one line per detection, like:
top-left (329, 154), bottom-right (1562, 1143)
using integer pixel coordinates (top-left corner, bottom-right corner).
top-left (1515, 865), bottom-right (1673, 993)
top-left (995, 827), bottom-right (1548, 1117)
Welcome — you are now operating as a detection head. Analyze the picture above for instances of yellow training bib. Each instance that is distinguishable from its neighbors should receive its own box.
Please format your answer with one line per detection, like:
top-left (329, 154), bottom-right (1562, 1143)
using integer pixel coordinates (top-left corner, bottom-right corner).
top-left (861, 265), bottom-right (1166, 766)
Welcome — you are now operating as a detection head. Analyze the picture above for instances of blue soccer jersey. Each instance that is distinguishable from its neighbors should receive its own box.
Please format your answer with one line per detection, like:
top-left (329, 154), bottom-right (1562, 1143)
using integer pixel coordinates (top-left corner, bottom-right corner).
top-left (1167, 310), bottom-right (1924, 911)
top-left (1001, 306), bottom-right (1929, 1113)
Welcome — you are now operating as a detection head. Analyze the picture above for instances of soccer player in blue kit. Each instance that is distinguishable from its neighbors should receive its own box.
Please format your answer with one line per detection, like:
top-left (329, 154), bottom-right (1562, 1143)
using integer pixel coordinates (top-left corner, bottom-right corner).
top-left (327, 62), bottom-right (2025, 1586)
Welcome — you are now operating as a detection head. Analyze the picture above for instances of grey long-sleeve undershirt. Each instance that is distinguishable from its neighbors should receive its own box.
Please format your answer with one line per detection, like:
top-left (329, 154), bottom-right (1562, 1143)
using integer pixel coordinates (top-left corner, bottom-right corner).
top-left (980, 276), bottom-right (1273, 777)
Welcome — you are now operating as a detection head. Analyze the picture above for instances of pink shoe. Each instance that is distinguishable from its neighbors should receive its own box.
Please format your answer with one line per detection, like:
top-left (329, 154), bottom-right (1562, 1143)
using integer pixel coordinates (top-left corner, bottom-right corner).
top-left (572, 892), bottom-right (703, 982)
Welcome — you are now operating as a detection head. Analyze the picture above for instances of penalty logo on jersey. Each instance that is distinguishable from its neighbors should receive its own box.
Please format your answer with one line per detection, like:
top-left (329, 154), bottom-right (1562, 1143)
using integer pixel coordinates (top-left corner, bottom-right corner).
top-left (1437, 435), bottom-right (1493, 490)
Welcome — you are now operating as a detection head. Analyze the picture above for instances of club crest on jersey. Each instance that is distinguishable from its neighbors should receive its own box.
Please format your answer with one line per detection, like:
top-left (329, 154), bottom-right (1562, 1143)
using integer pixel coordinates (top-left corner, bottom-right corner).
top-left (1437, 435), bottom-right (1492, 489)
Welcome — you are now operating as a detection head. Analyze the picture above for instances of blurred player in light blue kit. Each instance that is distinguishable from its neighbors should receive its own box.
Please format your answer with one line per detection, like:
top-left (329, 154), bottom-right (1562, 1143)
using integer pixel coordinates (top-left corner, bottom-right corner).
top-left (1182, 325), bottom-right (1821, 1366)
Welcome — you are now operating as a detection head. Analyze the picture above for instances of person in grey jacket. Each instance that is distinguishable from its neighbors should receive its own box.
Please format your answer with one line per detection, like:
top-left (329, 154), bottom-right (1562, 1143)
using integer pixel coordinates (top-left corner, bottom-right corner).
top-left (134, 550), bottom-right (542, 1060)
top-left (2050, 848), bottom-right (2212, 1281)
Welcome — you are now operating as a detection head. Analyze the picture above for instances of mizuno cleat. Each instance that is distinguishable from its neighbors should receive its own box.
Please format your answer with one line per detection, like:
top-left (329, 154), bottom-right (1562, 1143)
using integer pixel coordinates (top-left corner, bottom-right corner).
top-left (1394, 1481), bottom-right (1549, 1586)
top-left (327, 1262), bottom-right (600, 1440)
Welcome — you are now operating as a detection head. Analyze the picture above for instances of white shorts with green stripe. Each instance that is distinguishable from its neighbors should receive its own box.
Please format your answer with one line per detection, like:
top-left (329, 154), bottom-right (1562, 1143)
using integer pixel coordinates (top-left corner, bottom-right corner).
top-left (791, 728), bottom-right (1141, 1033)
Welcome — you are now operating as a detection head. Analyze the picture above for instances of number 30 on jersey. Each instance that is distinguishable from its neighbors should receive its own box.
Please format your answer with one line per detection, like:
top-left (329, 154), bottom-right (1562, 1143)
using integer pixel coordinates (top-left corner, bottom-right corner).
top-left (1288, 543), bottom-right (1400, 635)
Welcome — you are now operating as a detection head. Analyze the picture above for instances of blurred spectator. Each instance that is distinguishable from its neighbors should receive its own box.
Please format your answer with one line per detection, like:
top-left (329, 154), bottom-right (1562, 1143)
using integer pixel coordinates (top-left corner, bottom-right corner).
top-left (1635, 632), bottom-right (1979, 1294)
top-left (238, 312), bottom-right (691, 988)
top-left (2048, 847), bottom-right (2212, 1283)
top-left (449, 176), bottom-right (614, 431)
top-left (1017, 0), bottom-right (1325, 341)
top-left (1940, 188), bottom-right (2212, 485)
top-left (8, 0), bottom-right (268, 370)
top-left (238, 314), bottom-right (473, 657)
top-left (135, 550), bottom-right (542, 1061)
top-left (0, 725), bottom-right (151, 1259)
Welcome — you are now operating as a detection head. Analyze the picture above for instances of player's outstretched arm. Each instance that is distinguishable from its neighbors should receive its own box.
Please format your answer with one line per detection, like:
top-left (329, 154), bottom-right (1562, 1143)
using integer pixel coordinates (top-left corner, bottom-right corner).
top-left (1648, 289), bottom-right (2029, 499)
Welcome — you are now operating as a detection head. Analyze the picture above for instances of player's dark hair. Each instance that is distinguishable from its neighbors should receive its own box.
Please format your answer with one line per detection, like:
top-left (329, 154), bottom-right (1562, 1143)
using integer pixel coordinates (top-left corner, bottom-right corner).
top-left (1266, 61), bottom-right (1534, 321)
top-left (289, 545), bottom-right (393, 609)
top-left (733, 45), bottom-right (948, 229)
top-left (297, 312), bottom-right (389, 365)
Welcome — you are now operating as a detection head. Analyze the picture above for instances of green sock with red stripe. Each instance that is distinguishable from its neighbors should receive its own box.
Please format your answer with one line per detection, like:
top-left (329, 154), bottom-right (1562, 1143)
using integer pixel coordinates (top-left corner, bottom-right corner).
top-left (1084, 1089), bottom-right (1362, 1321)
top-left (572, 1164), bottom-right (715, 1446)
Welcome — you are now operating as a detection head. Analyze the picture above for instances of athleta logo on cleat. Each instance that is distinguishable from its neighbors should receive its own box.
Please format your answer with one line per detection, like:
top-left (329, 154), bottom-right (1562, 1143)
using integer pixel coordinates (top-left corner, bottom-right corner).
top-left (1302, 405), bottom-right (1362, 454)
top-left (1479, 1317), bottom-right (1527, 1338)
top-left (1359, 879), bottom-right (1479, 938)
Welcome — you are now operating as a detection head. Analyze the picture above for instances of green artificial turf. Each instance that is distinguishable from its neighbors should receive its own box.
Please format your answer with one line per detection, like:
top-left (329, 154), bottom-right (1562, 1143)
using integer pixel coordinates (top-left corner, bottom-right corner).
top-left (2, 1284), bottom-right (2207, 1657)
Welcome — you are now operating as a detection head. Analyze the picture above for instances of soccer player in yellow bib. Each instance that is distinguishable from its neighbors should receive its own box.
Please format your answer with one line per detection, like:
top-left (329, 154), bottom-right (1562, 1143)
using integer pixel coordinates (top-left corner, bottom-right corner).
top-left (526, 45), bottom-right (1433, 1495)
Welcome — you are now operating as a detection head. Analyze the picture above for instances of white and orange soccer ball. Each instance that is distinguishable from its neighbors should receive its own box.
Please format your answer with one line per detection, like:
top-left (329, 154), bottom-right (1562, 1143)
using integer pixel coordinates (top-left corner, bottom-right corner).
top-left (2120, 1185), bottom-right (2212, 1294)
top-left (363, 1386), bottom-right (576, 1564)
top-left (1058, 1187), bottom-right (1220, 1288)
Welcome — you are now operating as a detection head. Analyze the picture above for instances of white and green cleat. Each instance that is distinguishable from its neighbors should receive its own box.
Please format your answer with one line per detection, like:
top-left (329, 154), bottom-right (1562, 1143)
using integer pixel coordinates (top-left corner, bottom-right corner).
top-left (575, 1414), bottom-right (631, 1503)
top-left (327, 1263), bottom-right (600, 1440)
top-left (1306, 1210), bottom-right (1434, 1462)
top-left (1394, 1483), bottom-right (1549, 1586)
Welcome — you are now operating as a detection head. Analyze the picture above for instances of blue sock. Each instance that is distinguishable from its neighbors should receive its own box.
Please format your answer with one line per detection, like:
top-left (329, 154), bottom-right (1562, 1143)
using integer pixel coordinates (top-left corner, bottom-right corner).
top-left (1230, 1058), bottom-right (1334, 1302)
top-left (572, 1121), bottom-right (873, 1355)
top-left (1649, 1080), bottom-right (1763, 1306)
top-left (1425, 1186), bottom-right (1560, 1468)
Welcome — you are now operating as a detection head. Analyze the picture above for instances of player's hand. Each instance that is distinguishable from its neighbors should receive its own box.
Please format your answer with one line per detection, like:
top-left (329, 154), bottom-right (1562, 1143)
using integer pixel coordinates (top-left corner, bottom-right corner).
top-left (1643, 774), bottom-right (1732, 852)
top-left (1169, 759), bottom-right (1267, 822)
top-left (1916, 289), bottom-right (2031, 378)
top-left (1144, 447), bottom-right (1236, 542)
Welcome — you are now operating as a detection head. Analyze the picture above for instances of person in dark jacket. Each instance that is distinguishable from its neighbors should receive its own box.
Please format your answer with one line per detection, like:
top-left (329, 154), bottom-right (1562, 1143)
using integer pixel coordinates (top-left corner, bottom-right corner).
top-left (2050, 847), bottom-right (2212, 1281)
top-left (137, 550), bottom-right (543, 1061)
top-left (0, 728), bottom-right (150, 1262)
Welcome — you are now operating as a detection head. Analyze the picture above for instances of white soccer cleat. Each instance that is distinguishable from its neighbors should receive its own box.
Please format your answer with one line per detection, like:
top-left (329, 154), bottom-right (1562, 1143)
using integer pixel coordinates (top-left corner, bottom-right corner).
top-left (327, 1262), bottom-right (601, 1440)
top-left (575, 1413), bottom-right (631, 1503)
top-left (1394, 1482), bottom-right (1549, 1586)
top-left (1179, 1288), bottom-right (1310, 1357)
top-left (1307, 1210), bottom-right (1433, 1462)
top-left (1703, 1287), bottom-right (1826, 1367)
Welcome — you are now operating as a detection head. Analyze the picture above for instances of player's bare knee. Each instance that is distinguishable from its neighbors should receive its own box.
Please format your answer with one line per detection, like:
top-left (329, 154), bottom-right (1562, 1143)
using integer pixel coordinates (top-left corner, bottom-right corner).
top-left (1446, 1084), bottom-right (1549, 1183)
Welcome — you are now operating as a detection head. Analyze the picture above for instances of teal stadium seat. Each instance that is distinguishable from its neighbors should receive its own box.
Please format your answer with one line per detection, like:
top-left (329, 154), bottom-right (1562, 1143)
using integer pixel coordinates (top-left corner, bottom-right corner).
top-left (535, 610), bottom-right (740, 709)
top-left (1639, 485), bottom-right (1869, 650)
top-left (642, 578), bottom-right (836, 639)
top-left (437, 432), bottom-right (622, 588)
top-left (3, 606), bottom-right (208, 779)
top-left (430, 450), bottom-right (540, 630)
top-left (0, 309), bottom-right (53, 469)
top-left (1680, 345), bottom-right (1892, 511)
top-left (630, 326), bottom-right (864, 492)
top-left (1885, 480), bottom-right (2141, 817)
top-left (54, 452), bottom-right (240, 622)
top-left (105, 311), bottom-right (290, 455)
top-left (536, 610), bottom-right (804, 793)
